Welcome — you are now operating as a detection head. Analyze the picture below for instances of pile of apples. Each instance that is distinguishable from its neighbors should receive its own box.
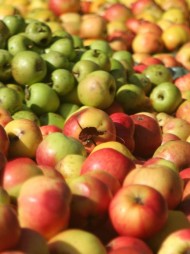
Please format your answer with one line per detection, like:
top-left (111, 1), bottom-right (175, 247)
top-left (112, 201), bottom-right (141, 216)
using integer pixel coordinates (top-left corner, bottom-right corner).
top-left (1, 0), bottom-right (190, 253)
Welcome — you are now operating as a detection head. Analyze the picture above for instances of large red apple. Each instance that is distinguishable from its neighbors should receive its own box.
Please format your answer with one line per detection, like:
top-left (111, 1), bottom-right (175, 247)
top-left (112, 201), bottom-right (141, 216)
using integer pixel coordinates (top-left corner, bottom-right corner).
top-left (109, 112), bottom-right (135, 152)
top-left (130, 113), bottom-right (162, 159)
top-left (17, 175), bottom-right (72, 240)
top-left (109, 184), bottom-right (168, 239)
top-left (63, 106), bottom-right (116, 154)
top-left (80, 147), bottom-right (136, 184)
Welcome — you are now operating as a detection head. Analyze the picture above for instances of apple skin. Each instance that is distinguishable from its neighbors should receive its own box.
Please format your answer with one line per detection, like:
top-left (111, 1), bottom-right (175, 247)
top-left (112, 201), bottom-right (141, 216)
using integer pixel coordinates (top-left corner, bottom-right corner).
top-left (0, 106), bottom-right (12, 127)
top-left (130, 113), bottom-right (162, 159)
top-left (48, 0), bottom-right (81, 16)
top-left (35, 132), bottom-right (87, 168)
top-left (5, 119), bottom-right (43, 159)
top-left (67, 174), bottom-right (112, 230)
top-left (48, 228), bottom-right (107, 254)
top-left (0, 204), bottom-right (21, 252)
top-left (109, 112), bottom-right (135, 152)
top-left (109, 184), bottom-right (168, 239)
top-left (17, 175), bottom-right (72, 240)
top-left (0, 124), bottom-right (9, 156)
top-left (63, 106), bottom-right (116, 154)
top-left (175, 99), bottom-right (190, 124)
top-left (157, 228), bottom-right (190, 254)
top-left (106, 236), bottom-right (153, 254)
top-left (40, 124), bottom-right (62, 139)
top-left (153, 139), bottom-right (190, 170)
top-left (80, 147), bottom-right (135, 184)
top-left (1, 157), bottom-right (43, 202)
top-left (123, 164), bottom-right (183, 209)
top-left (103, 3), bottom-right (132, 22)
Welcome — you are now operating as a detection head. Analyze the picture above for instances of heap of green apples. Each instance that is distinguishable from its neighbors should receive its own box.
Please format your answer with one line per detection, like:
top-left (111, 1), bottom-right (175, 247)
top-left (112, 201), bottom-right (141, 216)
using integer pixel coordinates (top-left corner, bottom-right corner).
top-left (1, 0), bottom-right (190, 253)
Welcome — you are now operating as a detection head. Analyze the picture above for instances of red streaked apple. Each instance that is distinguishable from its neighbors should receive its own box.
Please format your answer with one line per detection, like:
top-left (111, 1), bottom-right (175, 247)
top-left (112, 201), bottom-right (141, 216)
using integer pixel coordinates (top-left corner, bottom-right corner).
top-left (123, 164), bottom-right (183, 209)
top-left (40, 124), bottom-right (62, 139)
top-left (176, 99), bottom-right (190, 124)
top-left (109, 184), bottom-right (168, 239)
top-left (48, 0), bottom-right (81, 16)
top-left (0, 106), bottom-right (12, 127)
top-left (103, 3), bottom-right (132, 22)
top-left (80, 147), bottom-right (135, 184)
top-left (17, 175), bottom-right (72, 240)
top-left (63, 106), bottom-right (116, 154)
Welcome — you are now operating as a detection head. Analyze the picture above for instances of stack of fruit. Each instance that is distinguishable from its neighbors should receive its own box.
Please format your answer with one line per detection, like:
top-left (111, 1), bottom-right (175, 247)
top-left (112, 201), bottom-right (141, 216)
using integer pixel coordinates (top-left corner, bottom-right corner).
top-left (1, 0), bottom-right (190, 253)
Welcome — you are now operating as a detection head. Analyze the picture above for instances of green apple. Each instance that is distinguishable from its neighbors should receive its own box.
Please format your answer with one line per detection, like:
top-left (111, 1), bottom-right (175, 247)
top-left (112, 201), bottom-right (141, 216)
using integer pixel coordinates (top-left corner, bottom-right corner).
top-left (25, 82), bottom-right (60, 115)
top-left (80, 49), bottom-right (111, 71)
top-left (143, 64), bottom-right (173, 86)
top-left (71, 35), bottom-right (84, 48)
top-left (25, 20), bottom-right (52, 47)
top-left (89, 39), bottom-right (113, 57)
top-left (77, 70), bottom-right (116, 109)
top-left (116, 84), bottom-right (147, 113)
top-left (7, 33), bottom-right (42, 56)
top-left (0, 49), bottom-right (12, 81)
top-left (111, 50), bottom-right (134, 74)
top-left (39, 112), bottom-right (65, 129)
top-left (61, 85), bottom-right (81, 105)
top-left (128, 72), bottom-right (152, 95)
top-left (58, 102), bottom-right (80, 120)
top-left (50, 68), bottom-right (76, 97)
top-left (0, 87), bottom-right (23, 114)
top-left (149, 82), bottom-right (183, 113)
top-left (11, 50), bottom-right (47, 86)
top-left (42, 50), bottom-right (70, 72)
top-left (7, 83), bottom-right (25, 102)
top-left (12, 110), bottom-right (40, 125)
top-left (48, 228), bottom-right (107, 254)
top-left (72, 59), bottom-right (100, 82)
top-left (0, 187), bottom-right (10, 205)
top-left (3, 14), bottom-right (26, 36)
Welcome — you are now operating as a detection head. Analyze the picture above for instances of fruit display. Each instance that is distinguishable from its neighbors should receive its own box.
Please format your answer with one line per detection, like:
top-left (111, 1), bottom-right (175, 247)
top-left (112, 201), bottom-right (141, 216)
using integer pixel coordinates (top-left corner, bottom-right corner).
top-left (1, 0), bottom-right (190, 253)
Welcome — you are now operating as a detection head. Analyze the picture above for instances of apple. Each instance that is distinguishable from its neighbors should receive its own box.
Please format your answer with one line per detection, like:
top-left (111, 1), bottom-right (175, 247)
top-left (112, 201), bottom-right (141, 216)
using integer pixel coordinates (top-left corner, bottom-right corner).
top-left (67, 174), bottom-right (112, 229)
top-left (130, 113), bottom-right (162, 159)
top-left (174, 72), bottom-right (190, 96)
top-left (12, 110), bottom-right (40, 125)
top-left (63, 106), bottom-right (116, 154)
top-left (103, 3), bottom-right (132, 22)
top-left (0, 204), bottom-right (21, 252)
top-left (104, 100), bottom-right (124, 115)
top-left (40, 124), bottom-right (62, 139)
top-left (0, 106), bottom-right (13, 127)
top-left (89, 39), bottom-right (113, 57)
top-left (109, 184), bottom-right (168, 239)
top-left (48, 0), bottom-right (81, 16)
top-left (59, 12), bottom-right (81, 36)
top-left (2, 156), bottom-right (42, 201)
top-left (15, 227), bottom-right (49, 254)
top-left (55, 153), bottom-right (86, 179)
top-left (157, 228), bottom-right (190, 254)
top-left (17, 175), bottom-right (72, 240)
top-left (80, 147), bottom-right (135, 184)
top-left (162, 117), bottom-right (190, 141)
top-left (5, 119), bottom-right (43, 159)
top-left (106, 235), bottom-right (153, 254)
top-left (179, 167), bottom-right (190, 185)
top-left (36, 132), bottom-right (86, 168)
top-left (149, 81), bottom-right (183, 114)
top-left (77, 70), bottom-right (116, 109)
top-left (175, 99), bottom-right (190, 124)
top-left (48, 228), bottom-right (107, 254)
top-left (0, 87), bottom-right (23, 115)
top-left (128, 72), bottom-right (152, 95)
top-left (39, 112), bottom-right (65, 129)
top-left (147, 209), bottom-right (190, 253)
top-left (123, 164), bottom-right (183, 209)
top-left (79, 13), bottom-right (107, 39)
top-left (143, 157), bottom-right (179, 173)
top-left (0, 20), bottom-right (10, 49)
top-left (153, 139), bottom-right (190, 170)
top-left (109, 112), bottom-right (135, 152)
top-left (3, 14), bottom-right (25, 36)
top-left (142, 64), bottom-right (173, 86)
top-left (154, 53), bottom-right (182, 68)
top-left (175, 42), bottom-right (190, 71)
top-left (0, 124), bottom-right (9, 156)
top-left (11, 50), bottom-right (47, 86)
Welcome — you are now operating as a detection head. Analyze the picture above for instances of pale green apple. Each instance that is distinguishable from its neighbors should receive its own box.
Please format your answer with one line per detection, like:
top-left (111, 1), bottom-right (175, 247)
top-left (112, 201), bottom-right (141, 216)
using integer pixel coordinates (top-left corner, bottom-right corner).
top-left (77, 70), bottom-right (116, 109)
top-left (58, 102), bottom-right (80, 120)
top-left (39, 112), bottom-right (65, 129)
top-left (12, 110), bottom-right (40, 125)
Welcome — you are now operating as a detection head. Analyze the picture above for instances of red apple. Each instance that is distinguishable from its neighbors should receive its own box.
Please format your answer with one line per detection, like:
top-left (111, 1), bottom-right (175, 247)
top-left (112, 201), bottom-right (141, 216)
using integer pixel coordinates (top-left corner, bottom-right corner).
top-left (0, 124), bottom-right (9, 156)
top-left (109, 184), bottom-right (168, 239)
top-left (17, 175), bottom-right (72, 240)
top-left (109, 112), bottom-right (135, 152)
top-left (0, 204), bottom-right (21, 252)
top-left (103, 3), bottom-right (132, 22)
top-left (130, 113), bottom-right (162, 159)
top-left (63, 106), bottom-right (116, 154)
top-left (80, 147), bottom-right (136, 184)
top-left (106, 235), bottom-right (153, 254)
top-left (67, 174), bottom-right (112, 230)
top-left (176, 99), bottom-right (190, 124)
top-left (0, 106), bottom-right (13, 127)
top-left (40, 124), bottom-right (62, 139)
top-left (179, 167), bottom-right (190, 185)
